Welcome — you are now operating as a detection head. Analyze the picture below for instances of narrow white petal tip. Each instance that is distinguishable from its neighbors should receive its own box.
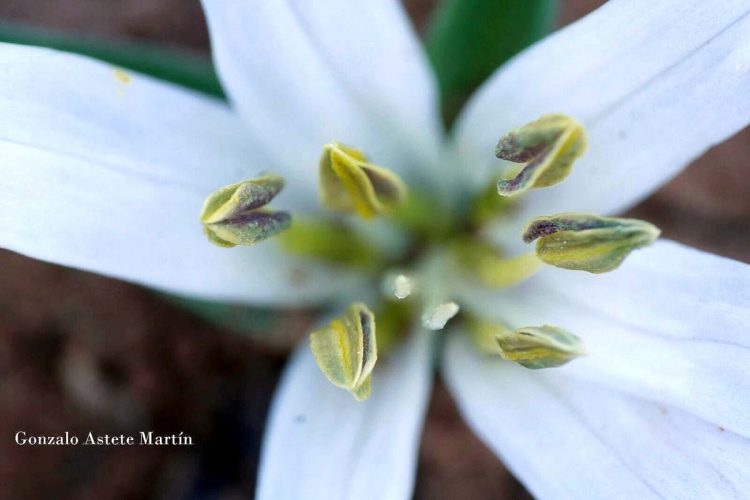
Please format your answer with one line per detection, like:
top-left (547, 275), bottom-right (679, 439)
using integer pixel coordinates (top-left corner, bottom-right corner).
top-left (421, 302), bottom-right (460, 330)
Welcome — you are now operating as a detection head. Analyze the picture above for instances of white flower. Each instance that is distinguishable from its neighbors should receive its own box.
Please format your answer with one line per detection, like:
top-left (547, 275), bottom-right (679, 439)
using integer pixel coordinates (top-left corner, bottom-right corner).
top-left (1, 0), bottom-right (750, 498)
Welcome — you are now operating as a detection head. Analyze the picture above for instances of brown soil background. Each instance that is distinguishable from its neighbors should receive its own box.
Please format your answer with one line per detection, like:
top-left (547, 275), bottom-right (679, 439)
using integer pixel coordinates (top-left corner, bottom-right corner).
top-left (0, 1), bottom-right (747, 499)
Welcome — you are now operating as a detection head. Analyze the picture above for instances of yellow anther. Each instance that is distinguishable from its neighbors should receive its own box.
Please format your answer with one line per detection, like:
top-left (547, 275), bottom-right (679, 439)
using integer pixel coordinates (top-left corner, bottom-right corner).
top-left (523, 213), bottom-right (661, 273)
top-left (309, 303), bottom-right (377, 401)
top-left (496, 114), bottom-right (587, 196)
top-left (495, 324), bottom-right (585, 369)
top-left (199, 174), bottom-right (290, 247)
top-left (319, 143), bottom-right (407, 219)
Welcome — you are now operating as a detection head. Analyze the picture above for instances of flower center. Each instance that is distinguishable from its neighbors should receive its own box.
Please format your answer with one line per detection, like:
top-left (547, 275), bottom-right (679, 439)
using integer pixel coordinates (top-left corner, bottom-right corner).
top-left (198, 114), bottom-right (661, 401)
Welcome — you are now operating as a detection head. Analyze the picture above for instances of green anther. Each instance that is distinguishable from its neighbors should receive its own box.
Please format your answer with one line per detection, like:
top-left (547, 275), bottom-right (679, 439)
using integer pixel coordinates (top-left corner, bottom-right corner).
top-left (495, 325), bottom-right (585, 369)
top-left (496, 114), bottom-right (587, 196)
top-left (309, 303), bottom-right (378, 401)
top-left (319, 142), bottom-right (407, 219)
top-left (523, 213), bottom-right (661, 273)
top-left (277, 217), bottom-right (382, 269)
top-left (453, 237), bottom-right (542, 288)
top-left (200, 174), bottom-right (291, 247)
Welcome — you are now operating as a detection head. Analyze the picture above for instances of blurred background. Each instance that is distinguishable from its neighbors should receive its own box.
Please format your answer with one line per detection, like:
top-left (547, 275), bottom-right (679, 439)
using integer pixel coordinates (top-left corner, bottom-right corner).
top-left (0, 0), bottom-right (748, 498)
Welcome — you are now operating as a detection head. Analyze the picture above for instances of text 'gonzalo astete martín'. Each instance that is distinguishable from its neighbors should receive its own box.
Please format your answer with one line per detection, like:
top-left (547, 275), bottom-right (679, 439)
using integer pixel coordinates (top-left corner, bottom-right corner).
top-left (15, 431), bottom-right (193, 446)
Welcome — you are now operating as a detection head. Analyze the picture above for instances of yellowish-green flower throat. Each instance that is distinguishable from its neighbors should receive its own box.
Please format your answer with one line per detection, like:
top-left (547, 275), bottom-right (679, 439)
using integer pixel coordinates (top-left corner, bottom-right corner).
top-left (199, 114), bottom-right (659, 400)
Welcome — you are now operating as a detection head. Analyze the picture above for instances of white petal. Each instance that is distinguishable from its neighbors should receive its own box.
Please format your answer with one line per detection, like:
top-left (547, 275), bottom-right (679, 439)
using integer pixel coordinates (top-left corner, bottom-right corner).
top-left (286, 0), bottom-right (444, 167)
top-left (444, 335), bottom-right (750, 500)
top-left (455, 0), bottom-right (750, 221)
top-left (201, 1), bottom-right (443, 209)
top-left (0, 43), bottom-right (256, 190)
top-left (457, 240), bottom-right (750, 437)
top-left (0, 43), bottom-right (361, 304)
top-left (256, 331), bottom-right (433, 500)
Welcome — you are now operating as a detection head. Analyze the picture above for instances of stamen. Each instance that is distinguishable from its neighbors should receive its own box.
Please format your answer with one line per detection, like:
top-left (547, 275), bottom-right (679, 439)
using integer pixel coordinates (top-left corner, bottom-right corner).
top-left (374, 300), bottom-right (411, 354)
top-left (391, 190), bottom-right (453, 240)
top-left (200, 174), bottom-right (290, 247)
top-left (319, 143), bottom-right (407, 219)
top-left (277, 217), bottom-right (381, 269)
top-left (523, 213), bottom-right (661, 273)
top-left (309, 303), bottom-right (377, 401)
top-left (453, 238), bottom-right (542, 287)
top-left (469, 179), bottom-right (516, 225)
top-left (465, 317), bottom-right (508, 356)
top-left (495, 325), bottom-right (585, 369)
top-left (495, 114), bottom-right (586, 196)
top-left (421, 302), bottom-right (459, 330)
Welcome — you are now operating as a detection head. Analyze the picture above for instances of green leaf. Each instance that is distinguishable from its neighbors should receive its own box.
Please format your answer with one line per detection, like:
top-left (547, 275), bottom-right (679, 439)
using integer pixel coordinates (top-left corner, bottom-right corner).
top-left (162, 294), bottom-right (282, 334)
top-left (425, 0), bottom-right (557, 125)
top-left (0, 22), bottom-right (224, 98)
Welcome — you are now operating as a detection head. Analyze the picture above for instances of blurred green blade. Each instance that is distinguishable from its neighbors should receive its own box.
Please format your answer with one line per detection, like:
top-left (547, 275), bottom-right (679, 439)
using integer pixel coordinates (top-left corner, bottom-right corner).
top-left (425, 0), bottom-right (557, 125)
top-left (164, 294), bottom-right (281, 335)
top-left (0, 22), bottom-right (224, 98)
